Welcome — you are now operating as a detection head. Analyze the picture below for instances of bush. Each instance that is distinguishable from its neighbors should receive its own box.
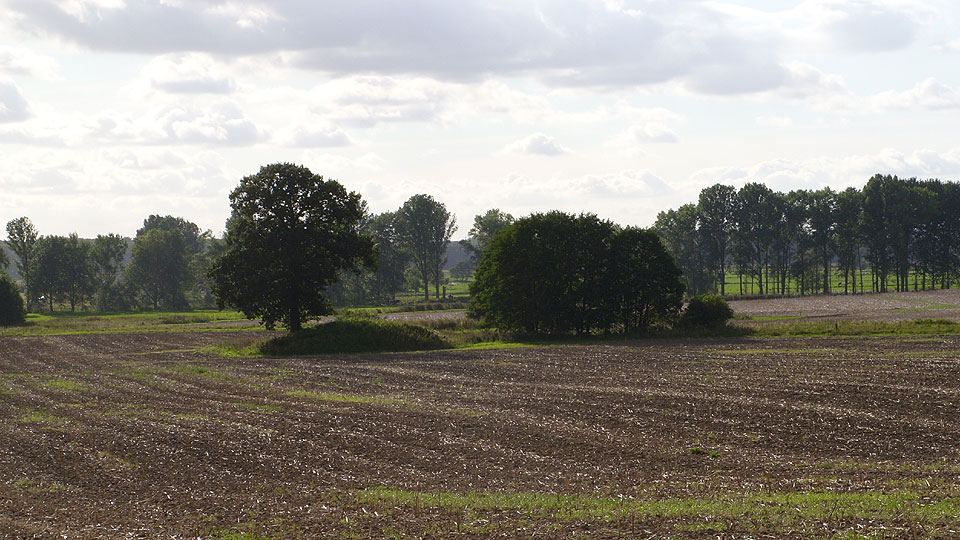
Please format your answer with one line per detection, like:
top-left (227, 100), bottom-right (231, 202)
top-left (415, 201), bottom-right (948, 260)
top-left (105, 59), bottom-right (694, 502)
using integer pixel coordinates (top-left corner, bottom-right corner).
top-left (0, 275), bottom-right (26, 326)
top-left (259, 318), bottom-right (452, 355)
top-left (679, 294), bottom-right (733, 328)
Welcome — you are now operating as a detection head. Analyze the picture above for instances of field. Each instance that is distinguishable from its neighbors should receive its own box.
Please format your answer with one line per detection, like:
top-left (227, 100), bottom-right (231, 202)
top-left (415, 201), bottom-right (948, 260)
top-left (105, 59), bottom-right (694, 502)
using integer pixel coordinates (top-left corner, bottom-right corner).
top-left (4, 297), bottom-right (960, 538)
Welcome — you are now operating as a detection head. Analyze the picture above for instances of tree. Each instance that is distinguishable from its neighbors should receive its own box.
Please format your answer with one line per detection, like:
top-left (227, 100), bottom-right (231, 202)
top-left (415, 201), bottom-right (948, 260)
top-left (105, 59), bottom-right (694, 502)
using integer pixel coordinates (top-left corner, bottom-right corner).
top-left (6, 217), bottom-right (38, 311)
top-left (697, 184), bottom-right (736, 295)
top-left (460, 209), bottom-right (514, 263)
top-left (91, 234), bottom-right (130, 311)
top-left (209, 163), bottom-right (375, 331)
top-left (653, 204), bottom-right (713, 295)
top-left (126, 228), bottom-right (190, 310)
top-left (397, 194), bottom-right (457, 301)
top-left (30, 234), bottom-right (93, 312)
top-left (0, 274), bottom-right (25, 326)
top-left (470, 212), bottom-right (684, 334)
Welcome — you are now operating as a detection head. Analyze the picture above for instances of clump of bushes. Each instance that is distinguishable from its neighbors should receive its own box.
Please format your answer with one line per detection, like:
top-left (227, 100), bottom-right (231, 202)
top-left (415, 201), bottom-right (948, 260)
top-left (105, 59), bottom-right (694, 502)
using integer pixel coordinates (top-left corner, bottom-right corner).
top-left (678, 294), bottom-right (733, 329)
top-left (0, 275), bottom-right (26, 327)
top-left (259, 318), bottom-right (453, 355)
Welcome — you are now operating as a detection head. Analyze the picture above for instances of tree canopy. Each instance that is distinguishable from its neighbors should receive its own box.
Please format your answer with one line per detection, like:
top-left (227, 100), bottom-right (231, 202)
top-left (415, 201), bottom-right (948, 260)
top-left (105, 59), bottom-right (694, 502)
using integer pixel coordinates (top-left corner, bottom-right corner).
top-left (397, 194), bottom-right (456, 300)
top-left (469, 212), bottom-right (684, 334)
top-left (209, 163), bottom-right (375, 331)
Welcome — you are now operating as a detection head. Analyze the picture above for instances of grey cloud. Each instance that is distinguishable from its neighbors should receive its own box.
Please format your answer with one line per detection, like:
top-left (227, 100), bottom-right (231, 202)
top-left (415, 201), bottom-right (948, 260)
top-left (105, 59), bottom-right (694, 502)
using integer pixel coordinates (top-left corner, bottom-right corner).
top-left (823, 2), bottom-right (920, 52)
top-left (0, 80), bottom-right (29, 122)
top-left (8, 0), bottom-right (839, 95)
top-left (152, 77), bottom-right (236, 94)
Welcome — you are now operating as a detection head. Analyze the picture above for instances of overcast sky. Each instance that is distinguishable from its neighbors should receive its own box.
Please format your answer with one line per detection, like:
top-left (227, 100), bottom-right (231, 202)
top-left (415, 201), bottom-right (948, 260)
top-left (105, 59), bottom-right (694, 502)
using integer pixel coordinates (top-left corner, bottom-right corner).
top-left (1, 0), bottom-right (959, 238)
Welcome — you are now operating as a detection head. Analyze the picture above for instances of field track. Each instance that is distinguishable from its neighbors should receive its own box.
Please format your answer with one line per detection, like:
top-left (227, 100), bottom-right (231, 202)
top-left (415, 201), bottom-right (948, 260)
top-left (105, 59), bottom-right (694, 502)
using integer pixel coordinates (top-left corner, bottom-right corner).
top-left (3, 324), bottom-right (960, 538)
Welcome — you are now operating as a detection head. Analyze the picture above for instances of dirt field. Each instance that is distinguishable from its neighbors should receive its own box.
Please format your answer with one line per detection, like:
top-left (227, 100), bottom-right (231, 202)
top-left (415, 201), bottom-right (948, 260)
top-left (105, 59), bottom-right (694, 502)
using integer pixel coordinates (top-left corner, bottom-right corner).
top-left (3, 327), bottom-right (960, 538)
top-left (730, 288), bottom-right (960, 322)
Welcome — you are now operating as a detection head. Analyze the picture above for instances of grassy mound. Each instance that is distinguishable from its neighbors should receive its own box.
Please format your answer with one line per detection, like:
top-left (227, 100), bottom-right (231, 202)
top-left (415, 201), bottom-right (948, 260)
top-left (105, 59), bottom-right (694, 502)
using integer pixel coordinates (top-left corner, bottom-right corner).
top-left (259, 318), bottom-right (453, 355)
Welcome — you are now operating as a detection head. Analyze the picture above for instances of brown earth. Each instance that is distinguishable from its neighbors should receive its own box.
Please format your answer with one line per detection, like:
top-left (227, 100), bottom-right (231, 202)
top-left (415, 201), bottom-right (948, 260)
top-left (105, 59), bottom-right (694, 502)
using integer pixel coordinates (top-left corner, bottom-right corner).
top-left (2, 329), bottom-right (960, 538)
top-left (729, 288), bottom-right (960, 322)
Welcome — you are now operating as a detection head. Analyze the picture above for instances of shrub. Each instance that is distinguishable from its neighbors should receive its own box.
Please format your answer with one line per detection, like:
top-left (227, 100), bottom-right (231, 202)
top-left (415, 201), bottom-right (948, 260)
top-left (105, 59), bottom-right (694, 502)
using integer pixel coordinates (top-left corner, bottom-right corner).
top-left (679, 294), bottom-right (733, 328)
top-left (259, 318), bottom-right (452, 355)
top-left (0, 275), bottom-right (26, 326)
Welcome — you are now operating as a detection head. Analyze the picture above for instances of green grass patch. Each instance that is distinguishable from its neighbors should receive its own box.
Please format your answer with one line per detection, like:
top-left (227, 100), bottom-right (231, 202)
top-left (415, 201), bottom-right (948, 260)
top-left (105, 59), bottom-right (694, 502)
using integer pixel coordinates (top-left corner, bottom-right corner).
top-left (284, 390), bottom-right (407, 406)
top-left (742, 318), bottom-right (960, 337)
top-left (43, 378), bottom-right (89, 392)
top-left (7, 310), bottom-right (255, 336)
top-left (359, 486), bottom-right (960, 524)
top-left (894, 304), bottom-right (960, 312)
top-left (259, 318), bottom-right (452, 356)
top-left (688, 447), bottom-right (721, 458)
top-left (18, 410), bottom-right (66, 426)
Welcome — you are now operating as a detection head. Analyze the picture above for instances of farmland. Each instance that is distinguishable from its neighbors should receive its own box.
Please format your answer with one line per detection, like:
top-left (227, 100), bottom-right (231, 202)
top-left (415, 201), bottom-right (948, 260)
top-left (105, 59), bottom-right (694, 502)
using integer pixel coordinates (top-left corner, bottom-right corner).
top-left (3, 297), bottom-right (960, 538)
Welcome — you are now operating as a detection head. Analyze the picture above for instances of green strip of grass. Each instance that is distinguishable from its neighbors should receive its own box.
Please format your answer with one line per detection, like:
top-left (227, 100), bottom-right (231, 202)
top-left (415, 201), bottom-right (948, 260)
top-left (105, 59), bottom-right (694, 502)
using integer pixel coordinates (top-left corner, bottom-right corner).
top-left (359, 486), bottom-right (960, 523)
top-left (285, 390), bottom-right (407, 406)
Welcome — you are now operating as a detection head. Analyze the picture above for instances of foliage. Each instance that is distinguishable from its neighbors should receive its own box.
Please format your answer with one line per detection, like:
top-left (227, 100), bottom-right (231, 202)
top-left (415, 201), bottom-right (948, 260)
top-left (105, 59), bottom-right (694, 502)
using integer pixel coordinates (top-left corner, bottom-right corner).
top-left (449, 260), bottom-right (475, 282)
top-left (470, 212), bottom-right (684, 335)
top-left (460, 208), bottom-right (514, 263)
top-left (30, 234), bottom-right (93, 312)
top-left (397, 194), bottom-right (457, 301)
top-left (5, 217), bottom-right (38, 311)
top-left (0, 273), bottom-right (26, 326)
top-left (90, 233), bottom-right (132, 311)
top-left (327, 211), bottom-right (410, 306)
top-left (209, 163), bottom-right (375, 331)
top-left (125, 227), bottom-right (190, 310)
top-left (258, 318), bottom-right (452, 355)
top-left (678, 294), bottom-right (733, 328)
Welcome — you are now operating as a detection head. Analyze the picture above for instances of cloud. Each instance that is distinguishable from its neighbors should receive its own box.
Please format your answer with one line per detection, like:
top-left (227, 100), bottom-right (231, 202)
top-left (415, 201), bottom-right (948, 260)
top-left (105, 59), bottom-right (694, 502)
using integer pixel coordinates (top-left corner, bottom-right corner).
top-left (688, 147), bottom-right (960, 194)
top-left (274, 123), bottom-right (353, 148)
top-left (812, 0), bottom-right (927, 53)
top-left (0, 80), bottom-right (30, 122)
top-left (501, 133), bottom-right (569, 156)
top-left (755, 116), bottom-right (794, 128)
top-left (0, 45), bottom-right (59, 79)
top-left (141, 53), bottom-right (237, 94)
top-left (6, 0), bottom-right (919, 95)
top-left (872, 78), bottom-right (960, 111)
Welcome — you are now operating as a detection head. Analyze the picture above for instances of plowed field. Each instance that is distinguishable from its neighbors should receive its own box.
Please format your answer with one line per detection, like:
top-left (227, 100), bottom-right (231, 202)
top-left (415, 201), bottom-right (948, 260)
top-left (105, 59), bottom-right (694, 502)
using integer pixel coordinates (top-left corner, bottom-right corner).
top-left (3, 331), bottom-right (960, 538)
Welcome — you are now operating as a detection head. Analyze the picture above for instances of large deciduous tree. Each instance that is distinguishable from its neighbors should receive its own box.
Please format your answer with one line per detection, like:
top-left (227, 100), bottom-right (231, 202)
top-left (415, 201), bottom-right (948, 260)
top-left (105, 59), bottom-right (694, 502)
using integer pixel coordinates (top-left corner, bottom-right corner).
top-left (209, 163), bottom-right (375, 332)
top-left (397, 194), bottom-right (457, 300)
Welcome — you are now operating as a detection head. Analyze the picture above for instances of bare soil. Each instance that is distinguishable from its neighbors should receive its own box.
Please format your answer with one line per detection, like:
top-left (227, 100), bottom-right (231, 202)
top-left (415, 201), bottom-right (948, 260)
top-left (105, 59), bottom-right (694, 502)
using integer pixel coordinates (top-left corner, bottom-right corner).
top-left (3, 328), bottom-right (960, 538)
top-left (730, 288), bottom-right (960, 322)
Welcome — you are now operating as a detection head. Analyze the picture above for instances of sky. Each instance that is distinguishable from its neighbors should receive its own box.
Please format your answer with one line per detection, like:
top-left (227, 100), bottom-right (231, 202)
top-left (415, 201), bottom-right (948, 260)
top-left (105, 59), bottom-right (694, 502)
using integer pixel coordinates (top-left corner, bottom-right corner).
top-left (1, 0), bottom-right (959, 239)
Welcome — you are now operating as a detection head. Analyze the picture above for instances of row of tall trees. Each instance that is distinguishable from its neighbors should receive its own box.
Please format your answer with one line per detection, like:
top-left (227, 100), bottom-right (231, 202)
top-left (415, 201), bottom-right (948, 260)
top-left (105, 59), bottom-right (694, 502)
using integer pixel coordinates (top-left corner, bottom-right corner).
top-left (2, 215), bottom-right (220, 312)
top-left (655, 175), bottom-right (960, 296)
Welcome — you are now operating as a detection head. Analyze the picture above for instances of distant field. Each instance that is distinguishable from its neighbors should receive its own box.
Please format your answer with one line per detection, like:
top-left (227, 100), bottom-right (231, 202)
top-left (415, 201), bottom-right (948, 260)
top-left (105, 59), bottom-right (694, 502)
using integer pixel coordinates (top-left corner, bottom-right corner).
top-left (3, 329), bottom-right (960, 537)
top-left (731, 288), bottom-right (960, 323)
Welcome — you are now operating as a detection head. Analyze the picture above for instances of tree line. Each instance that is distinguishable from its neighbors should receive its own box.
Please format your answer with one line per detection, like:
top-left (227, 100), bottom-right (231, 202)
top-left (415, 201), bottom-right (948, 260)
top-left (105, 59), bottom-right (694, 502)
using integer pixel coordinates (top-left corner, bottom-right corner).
top-left (2, 215), bottom-right (221, 313)
top-left (654, 174), bottom-right (960, 297)
top-left (1, 167), bottom-right (508, 315)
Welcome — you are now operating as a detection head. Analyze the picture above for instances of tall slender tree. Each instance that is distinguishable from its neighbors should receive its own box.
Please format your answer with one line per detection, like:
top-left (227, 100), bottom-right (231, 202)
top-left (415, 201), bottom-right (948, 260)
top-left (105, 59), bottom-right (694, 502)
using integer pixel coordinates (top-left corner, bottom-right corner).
top-left (6, 217), bottom-right (38, 311)
top-left (397, 194), bottom-right (457, 300)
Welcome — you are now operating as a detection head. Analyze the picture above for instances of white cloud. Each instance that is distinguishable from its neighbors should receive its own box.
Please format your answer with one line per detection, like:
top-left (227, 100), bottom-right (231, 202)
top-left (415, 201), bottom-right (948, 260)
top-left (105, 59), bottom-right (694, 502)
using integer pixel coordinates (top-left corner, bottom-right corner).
top-left (688, 147), bottom-right (960, 194)
top-left (0, 45), bottom-right (59, 79)
top-left (302, 151), bottom-right (386, 175)
top-left (500, 133), bottom-right (569, 156)
top-left (755, 116), bottom-right (794, 128)
top-left (141, 53), bottom-right (237, 94)
top-left (871, 78), bottom-right (960, 111)
top-left (0, 79), bottom-right (30, 122)
top-left (274, 123), bottom-right (353, 148)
